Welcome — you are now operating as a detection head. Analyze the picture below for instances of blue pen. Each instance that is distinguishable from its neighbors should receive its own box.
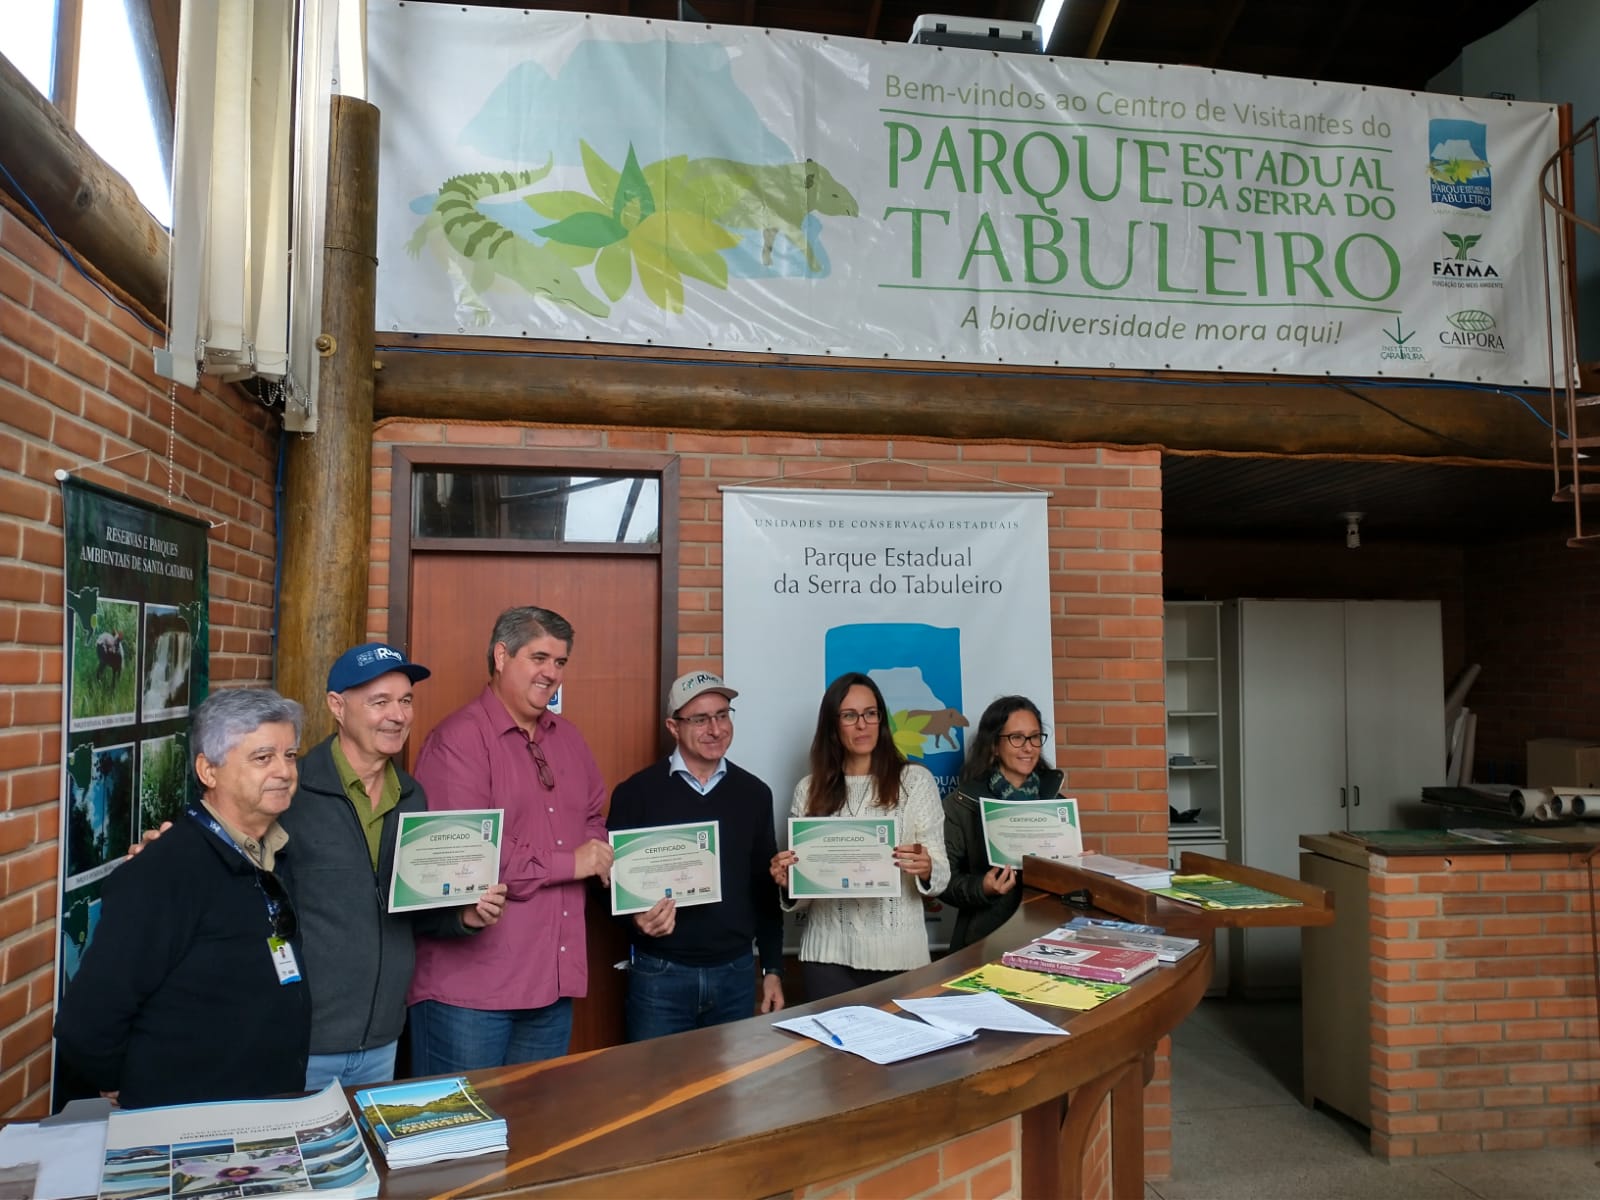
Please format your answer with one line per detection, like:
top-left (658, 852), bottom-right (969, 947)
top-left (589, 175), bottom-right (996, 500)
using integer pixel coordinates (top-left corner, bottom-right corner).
top-left (812, 1017), bottom-right (844, 1046)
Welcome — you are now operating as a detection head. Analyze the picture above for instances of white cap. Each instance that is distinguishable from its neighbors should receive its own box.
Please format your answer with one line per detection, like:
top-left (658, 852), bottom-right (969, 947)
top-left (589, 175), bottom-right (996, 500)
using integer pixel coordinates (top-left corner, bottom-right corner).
top-left (668, 670), bottom-right (738, 715)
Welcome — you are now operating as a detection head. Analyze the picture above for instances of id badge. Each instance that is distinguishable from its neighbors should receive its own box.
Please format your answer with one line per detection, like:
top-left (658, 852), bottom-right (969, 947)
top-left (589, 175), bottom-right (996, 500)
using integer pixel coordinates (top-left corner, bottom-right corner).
top-left (268, 936), bottom-right (302, 985)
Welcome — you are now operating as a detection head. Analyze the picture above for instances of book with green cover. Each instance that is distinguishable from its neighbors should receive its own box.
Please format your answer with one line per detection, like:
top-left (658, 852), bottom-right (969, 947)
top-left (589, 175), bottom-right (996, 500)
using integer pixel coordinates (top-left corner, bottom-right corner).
top-left (353, 1076), bottom-right (507, 1169)
top-left (1151, 874), bottom-right (1302, 910)
top-left (943, 962), bottom-right (1130, 1011)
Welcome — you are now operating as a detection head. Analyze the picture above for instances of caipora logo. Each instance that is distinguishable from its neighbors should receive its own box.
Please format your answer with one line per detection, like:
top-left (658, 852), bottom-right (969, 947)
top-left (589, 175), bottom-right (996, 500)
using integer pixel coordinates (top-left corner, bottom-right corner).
top-left (1379, 317), bottom-right (1425, 363)
top-left (1439, 309), bottom-right (1506, 353)
top-left (1432, 230), bottom-right (1503, 288)
top-left (1428, 119), bottom-right (1492, 213)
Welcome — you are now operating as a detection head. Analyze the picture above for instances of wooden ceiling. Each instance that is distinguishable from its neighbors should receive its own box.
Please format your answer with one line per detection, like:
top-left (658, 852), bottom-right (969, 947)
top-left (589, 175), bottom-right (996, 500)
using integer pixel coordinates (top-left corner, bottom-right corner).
top-left (449, 0), bottom-right (1540, 92)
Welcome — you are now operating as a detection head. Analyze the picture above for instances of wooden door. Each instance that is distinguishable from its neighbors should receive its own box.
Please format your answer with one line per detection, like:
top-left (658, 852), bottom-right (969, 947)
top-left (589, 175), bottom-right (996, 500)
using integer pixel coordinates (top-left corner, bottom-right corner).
top-left (408, 549), bottom-right (661, 1052)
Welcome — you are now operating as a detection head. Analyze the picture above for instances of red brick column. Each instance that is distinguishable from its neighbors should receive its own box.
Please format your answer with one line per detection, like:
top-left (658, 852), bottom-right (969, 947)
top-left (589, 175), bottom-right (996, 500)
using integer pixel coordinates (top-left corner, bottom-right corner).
top-left (1368, 849), bottom-right (1600, 1157)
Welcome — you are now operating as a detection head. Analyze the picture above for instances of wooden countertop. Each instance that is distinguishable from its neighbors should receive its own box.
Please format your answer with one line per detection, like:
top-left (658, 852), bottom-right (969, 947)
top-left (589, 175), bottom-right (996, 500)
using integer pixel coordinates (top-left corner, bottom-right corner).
top-left (371, 889), bottom-right (1211, 1198)
top-left (1301, 828), bottom-right (1600, 865)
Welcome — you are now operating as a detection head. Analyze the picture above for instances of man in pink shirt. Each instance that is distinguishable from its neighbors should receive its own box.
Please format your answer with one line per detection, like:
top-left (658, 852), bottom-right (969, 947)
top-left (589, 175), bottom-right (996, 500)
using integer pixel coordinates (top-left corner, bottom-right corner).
top-left (407, 606), bottom-right (613, 1070)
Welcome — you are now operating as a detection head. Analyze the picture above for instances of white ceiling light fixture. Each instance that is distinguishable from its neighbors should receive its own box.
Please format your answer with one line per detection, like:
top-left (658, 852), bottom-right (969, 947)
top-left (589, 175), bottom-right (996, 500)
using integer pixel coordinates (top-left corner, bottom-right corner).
top-left (1037, 0), bottom-right (1067, 50)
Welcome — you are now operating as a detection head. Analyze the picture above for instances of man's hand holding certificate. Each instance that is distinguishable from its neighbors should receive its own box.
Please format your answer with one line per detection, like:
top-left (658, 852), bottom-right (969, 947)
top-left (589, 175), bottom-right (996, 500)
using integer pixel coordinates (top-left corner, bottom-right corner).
top-left (609, 820), bottom-right (723, 915)
top-left (389, 809), bottom-right (504, 912)
top-left (979, 797), bottom-right (1082, 868)
top-left (786, 816), bottom-right (899, 898)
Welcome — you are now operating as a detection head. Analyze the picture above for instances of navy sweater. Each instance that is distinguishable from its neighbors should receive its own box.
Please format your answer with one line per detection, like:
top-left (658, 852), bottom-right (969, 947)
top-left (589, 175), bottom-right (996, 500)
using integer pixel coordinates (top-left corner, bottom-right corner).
top-left (607, 758), bottom-right (783, 973)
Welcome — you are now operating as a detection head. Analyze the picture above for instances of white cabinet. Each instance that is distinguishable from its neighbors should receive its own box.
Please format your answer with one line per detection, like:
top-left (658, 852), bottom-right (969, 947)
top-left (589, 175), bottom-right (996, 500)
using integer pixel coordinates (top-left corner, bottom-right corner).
top-left (1223, 599), bottom-right (1444, 993)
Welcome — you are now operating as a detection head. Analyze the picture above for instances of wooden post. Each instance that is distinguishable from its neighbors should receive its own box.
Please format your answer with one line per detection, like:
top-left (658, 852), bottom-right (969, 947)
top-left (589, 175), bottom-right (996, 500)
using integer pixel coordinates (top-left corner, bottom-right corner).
top-left (278, 97), bottom-right (381, 745)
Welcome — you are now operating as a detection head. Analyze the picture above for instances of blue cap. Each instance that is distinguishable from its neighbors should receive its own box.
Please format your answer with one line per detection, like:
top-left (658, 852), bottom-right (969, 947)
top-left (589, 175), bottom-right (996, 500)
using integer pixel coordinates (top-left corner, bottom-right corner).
top-left (326, 643), bottom-right (431, 693)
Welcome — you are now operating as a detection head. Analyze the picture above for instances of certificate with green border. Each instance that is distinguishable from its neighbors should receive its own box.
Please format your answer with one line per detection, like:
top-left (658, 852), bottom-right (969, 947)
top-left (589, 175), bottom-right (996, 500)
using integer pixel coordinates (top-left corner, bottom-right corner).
top-left (388, 808), bottom-right (503, 912)
top-left (979, 797), bottom-right (1082, 868)
top-left (787, 816), bottom-right (898, 898)
top-left (610, 820), bottom-right (722, 915)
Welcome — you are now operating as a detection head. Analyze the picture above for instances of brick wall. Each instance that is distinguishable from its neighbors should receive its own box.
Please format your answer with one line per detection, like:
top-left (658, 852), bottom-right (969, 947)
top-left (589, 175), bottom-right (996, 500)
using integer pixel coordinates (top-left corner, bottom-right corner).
top-left (1, 203), bottom-right (280, 1117)
top-left (369, 420), bottom-right (1173, 1178)
top-left (1464, 533), bottom-right (1600, 778)
top-left (1368, 849), bottom-right (1599, 1157)
top-left (796, 1117), bottom-right (1020, 1200)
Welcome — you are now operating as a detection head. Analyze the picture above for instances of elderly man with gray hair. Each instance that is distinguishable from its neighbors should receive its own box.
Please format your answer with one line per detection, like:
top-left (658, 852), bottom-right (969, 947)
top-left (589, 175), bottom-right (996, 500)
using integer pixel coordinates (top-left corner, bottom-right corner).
top-left (55, 688), bottom-right (312, 1108)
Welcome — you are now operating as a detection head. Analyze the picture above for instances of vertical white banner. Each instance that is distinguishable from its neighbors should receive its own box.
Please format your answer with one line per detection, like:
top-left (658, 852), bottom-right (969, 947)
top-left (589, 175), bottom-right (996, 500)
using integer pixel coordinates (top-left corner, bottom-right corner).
top-left (723, 488), bottom-right (1054, 821)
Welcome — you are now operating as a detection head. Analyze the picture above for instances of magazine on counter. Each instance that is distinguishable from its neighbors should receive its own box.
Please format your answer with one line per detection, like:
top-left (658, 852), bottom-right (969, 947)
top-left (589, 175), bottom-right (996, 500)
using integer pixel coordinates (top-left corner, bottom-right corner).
top-left (353, 1076), bottom-right (507, 1169)
top-left (1043, 922), bottom-right (1201, 963)
top-left (96, 1081), bottom-right (378, 1200)
top-left (1001, 936), bottom-right (1160, 984)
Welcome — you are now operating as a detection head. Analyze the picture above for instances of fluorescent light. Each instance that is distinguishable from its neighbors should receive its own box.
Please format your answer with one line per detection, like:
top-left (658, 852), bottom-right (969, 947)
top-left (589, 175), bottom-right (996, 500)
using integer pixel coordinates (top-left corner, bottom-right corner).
top-left (1037, 0), bottom-right (1068, 49)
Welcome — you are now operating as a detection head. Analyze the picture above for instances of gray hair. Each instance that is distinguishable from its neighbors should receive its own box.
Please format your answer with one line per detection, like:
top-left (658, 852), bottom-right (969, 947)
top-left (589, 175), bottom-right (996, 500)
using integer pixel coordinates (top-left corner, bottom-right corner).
top-left (487, 606), bottom-right (574, 676)
top-left (192, 688), bottom-right (304, 767)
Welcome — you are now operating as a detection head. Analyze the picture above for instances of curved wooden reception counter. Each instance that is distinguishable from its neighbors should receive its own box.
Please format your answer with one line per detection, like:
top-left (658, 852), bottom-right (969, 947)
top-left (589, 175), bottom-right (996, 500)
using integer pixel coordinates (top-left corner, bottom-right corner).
top-left (374, 888), bottom-right (1213, 1200)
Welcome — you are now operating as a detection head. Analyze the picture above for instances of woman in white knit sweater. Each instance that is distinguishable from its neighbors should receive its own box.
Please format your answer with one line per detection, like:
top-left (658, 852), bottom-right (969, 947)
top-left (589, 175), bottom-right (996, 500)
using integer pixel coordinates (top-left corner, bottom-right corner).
top-left (769, 672), bottom-right (950, 1000)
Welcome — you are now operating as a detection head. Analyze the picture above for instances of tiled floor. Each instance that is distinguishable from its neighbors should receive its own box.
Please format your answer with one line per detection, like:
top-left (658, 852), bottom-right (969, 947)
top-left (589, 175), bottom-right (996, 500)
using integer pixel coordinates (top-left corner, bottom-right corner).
top-left (1150, 999), bottom-right (1600, 1200)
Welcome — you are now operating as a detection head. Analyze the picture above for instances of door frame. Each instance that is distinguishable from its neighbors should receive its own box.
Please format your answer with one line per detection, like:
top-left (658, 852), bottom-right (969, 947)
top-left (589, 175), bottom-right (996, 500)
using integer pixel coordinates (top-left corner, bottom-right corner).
top-left (387, 445), bottom-right (680, 731)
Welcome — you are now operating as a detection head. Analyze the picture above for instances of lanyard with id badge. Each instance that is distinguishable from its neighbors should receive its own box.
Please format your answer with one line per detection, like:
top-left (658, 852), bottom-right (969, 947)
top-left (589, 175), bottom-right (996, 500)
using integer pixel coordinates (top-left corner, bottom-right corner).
top-left (187, 806), bottom-right (302, 985)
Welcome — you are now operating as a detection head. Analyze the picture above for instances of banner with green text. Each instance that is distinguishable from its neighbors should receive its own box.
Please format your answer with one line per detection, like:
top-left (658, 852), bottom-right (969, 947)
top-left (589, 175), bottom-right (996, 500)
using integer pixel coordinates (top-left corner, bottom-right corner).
top-left (56, 479), bottom-right (209, 1027)
top-left (370, 2), bottom-right (1564, 387)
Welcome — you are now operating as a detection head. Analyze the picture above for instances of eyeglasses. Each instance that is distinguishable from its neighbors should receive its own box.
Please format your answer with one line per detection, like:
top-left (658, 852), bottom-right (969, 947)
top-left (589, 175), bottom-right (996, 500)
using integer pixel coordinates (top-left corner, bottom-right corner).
top-left (674, 708), bottom-right (734, 729)
top-left (255, 869), bottom-right (298, 940)
top-left (528, 737), bottom-right (555, 790)
top-left (839, 708), bottom-right (882, 726)
top-left (1002, 731), bottom-right (1049, 749)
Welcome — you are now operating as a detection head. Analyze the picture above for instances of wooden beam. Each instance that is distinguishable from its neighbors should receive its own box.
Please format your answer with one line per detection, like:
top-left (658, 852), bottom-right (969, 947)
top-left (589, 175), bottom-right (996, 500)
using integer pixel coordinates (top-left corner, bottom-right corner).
top-left (278, 97), bottom-right (382, 745)
top-left (146, 0), bottom-right (181, 119)
top-left (1203, 0), bottom-right (1248, 67)
top-left (1309, 0), bottom-right (1363, 81)
top-left (52, 0), bottom-right (84, 122)
top-left (371, 343), bottom-right (1555, 462)
top-left (0, 48), bottom-right (169, 320)
top-left (125, 0), bottom-right (174, 189)
top-left (864, 0), bottom-right (883, 40)
top-left (1085, 0), bottom-right (1124, 58)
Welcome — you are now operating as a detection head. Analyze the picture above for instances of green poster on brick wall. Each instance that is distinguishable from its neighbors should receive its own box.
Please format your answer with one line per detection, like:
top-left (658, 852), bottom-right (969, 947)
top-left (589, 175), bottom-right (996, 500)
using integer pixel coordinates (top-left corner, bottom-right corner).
top-left (55, 479), bottom-right (210, 1036)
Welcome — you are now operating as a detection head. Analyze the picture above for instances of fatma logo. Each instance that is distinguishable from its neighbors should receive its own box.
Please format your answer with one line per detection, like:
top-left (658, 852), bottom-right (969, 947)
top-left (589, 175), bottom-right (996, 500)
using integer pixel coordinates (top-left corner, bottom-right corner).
top-left (1432, 230), bottom-right (1503, 288)
top-left (1379, 318), bottom-right (1424, 363)
top-left (1428, 119), bottom-right (1492, 213)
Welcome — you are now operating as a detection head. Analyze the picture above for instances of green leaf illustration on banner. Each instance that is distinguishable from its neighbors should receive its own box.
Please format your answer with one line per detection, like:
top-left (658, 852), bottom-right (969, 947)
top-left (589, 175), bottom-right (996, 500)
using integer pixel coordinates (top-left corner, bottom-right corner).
top-left (890, 710), bottom-right (930, 760)
top-left (535, 210), bottom-right (628, 249)
top-left (613, 145), bottom-right (656, 226)
top-left (413, 137), bottom-right (855, 317)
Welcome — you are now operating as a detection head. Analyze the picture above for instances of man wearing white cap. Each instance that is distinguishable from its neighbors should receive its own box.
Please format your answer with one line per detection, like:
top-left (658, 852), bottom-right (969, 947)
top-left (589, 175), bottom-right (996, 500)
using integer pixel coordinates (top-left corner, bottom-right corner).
top-left (607, 670), bottom-right (785, 1041)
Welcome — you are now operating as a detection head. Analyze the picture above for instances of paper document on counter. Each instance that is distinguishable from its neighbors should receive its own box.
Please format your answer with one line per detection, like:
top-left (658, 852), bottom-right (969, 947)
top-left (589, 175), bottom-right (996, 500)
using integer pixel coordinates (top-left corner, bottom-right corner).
top-left (0, 1119), bottom-right (106, 1200)
top-left (893, 992), bottom-right (1067, 1037)
top-left (773, 1006), bottom-right (976, 1063)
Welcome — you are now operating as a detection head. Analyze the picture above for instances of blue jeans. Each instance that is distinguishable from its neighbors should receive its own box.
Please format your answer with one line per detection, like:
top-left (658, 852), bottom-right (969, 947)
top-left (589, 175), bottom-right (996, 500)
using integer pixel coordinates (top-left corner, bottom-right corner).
top-left (626, 950), bottom-right (756, 1043)
top-left (304, 1041), bottom-right (398, 1091)
top-left (407, 998), bottom-right (573, 1073)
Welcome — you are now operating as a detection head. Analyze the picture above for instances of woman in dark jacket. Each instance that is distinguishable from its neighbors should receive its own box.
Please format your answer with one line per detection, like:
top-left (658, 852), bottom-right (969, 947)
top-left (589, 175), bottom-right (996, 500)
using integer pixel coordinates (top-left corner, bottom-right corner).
top-left (939, 695), bottom-right (1063, 953)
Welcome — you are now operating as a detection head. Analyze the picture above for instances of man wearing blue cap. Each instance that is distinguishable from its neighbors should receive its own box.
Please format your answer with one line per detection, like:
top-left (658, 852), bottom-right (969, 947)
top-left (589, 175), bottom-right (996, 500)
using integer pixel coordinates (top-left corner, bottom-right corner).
top-left (287, 642), bottom-right (508, 1089)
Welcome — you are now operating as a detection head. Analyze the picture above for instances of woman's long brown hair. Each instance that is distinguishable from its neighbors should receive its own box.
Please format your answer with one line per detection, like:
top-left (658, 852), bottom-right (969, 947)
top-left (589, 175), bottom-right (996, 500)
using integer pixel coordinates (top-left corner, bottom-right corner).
top-left (804, 672), bottom-right (906, 815)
